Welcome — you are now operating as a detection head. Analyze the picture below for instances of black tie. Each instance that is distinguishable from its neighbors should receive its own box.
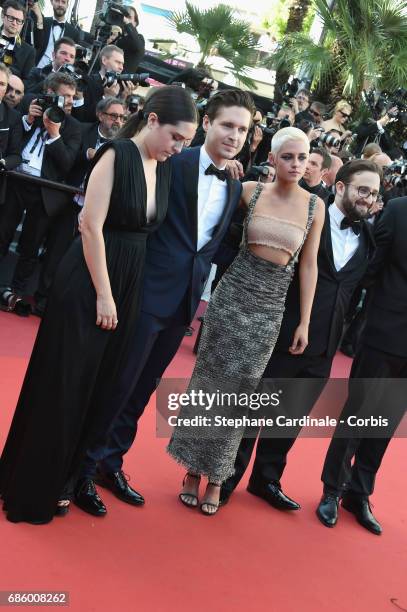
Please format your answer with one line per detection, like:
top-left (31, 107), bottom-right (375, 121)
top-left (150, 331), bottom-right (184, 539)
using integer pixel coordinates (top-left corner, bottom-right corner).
top-left (2, 35), bottom-right (15, 43)
top-left (53, 20), bottom-right (64, 28)
top-left (340, 217), bottom-right (361, 235)
top-left (205, 163), bottom-right (227, 182)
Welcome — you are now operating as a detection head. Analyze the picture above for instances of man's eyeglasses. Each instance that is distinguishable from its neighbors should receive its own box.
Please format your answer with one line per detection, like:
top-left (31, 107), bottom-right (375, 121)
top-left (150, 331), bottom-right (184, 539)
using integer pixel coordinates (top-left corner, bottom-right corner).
top-left (4, 14), bottom-right (24, 25)
top-left (310, 108), bottom-right (321, 118)
top-left (339, 110), bottom-right (351, 119)
top-left (346, 183), bottom-right (380, 201)
top-left (102, 111), bottom-right (126, 121)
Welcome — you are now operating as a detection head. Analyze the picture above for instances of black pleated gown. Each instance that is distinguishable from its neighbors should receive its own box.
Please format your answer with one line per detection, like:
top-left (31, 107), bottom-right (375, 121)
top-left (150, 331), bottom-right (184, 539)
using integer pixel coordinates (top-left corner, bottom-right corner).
top-left (0, 139), bottom-right (170, 523)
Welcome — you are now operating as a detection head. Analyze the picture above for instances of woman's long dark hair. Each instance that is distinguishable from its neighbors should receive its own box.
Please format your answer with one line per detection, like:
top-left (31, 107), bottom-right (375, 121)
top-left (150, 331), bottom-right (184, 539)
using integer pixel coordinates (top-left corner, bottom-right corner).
top-left (117, 85), bottom-right (198, 139)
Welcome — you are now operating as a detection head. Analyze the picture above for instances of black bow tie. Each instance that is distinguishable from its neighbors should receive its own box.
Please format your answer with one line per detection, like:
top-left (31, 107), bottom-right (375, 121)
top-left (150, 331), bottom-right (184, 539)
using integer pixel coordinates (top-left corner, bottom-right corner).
top-left (205, 163), bottom-right (227, 182)
top-left (53, 20), bottom-right (64, 28)
top-left (340, 217), bottom-right (361, 235)
top-left (2, 35), bottom-right (15, 43)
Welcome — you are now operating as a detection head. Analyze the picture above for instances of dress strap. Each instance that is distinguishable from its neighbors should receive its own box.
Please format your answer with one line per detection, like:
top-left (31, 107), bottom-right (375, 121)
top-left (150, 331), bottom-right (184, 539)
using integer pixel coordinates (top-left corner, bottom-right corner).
top-left (289, 194), bottom-right (318, 265)
top-left (243, 181), bottom-right (264, 245)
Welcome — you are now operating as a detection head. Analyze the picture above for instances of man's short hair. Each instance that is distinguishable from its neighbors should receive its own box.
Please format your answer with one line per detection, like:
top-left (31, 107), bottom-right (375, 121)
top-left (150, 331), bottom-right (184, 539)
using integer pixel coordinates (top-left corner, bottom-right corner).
top-left (100, 45), bottom-right (124, 60)
top-left (310, 101), bottom-right (326, 115)
top-left (296, 88), bottom-right (310, 100)
top-left (205, 89), bottom-right (256, 122)
top-left (310, 147), bottom-right (332, 170)
top-left (2, 0), bottom-right (26, 19)
top-left (0, 62), bottom-right (11, 80)
top-left (96, 96), bottom-right (124, 114)
top-left (335, 159), bottom-right (383, 185)
top-left (54, 36), bottom-right (76, 55)
top-left (44, 72), bottom-right (76, 93)
top-left (362, 142), bottom-right (382, 159)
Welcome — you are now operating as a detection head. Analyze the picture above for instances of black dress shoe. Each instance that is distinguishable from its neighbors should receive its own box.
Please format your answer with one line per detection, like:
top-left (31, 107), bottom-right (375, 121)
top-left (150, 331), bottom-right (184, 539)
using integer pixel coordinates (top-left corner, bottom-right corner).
top-left (316, 494), bottom-right (339, 527)
top-left (219, 485), bottom-right (234, 507)
top-left (95, 470), bottom-right (145, 506)
top-left (341, 495), bottom-right (382, 535)
top-left (247, 480), bottom-right (301, 510)
top-left (73, 479), bottom-right (107, 517)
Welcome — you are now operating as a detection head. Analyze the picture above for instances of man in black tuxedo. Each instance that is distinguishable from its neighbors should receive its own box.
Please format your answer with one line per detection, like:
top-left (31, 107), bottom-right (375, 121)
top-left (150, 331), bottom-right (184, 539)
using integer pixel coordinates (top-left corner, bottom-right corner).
top-left (30, 0), bottom-right (79, 68)
top-left (73, 89), bottom-right (255, 517)
top-left (108, 6), bottom-right (145, 72)
top-left (31, 96), bottom-right (126, 316)
top-left (0, 72), bottom-right (81, 312)
top-left (0, 63), bottom-right (23, 170)
top-left (220, 160), bottom-right (382, 512)
top-left (0, 1), bottom-right (35, 81)
top-left (317, 195), bottom-right (407, 535)
top-left (25, 36), bottom-right (76, 94)
top-left (299, 147), bottom-right (332, 203)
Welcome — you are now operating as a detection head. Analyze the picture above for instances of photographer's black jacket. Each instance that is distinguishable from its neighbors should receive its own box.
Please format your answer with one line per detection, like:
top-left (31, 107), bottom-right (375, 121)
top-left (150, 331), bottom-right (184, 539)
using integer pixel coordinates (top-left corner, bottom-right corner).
top-left (28, 17), bottom-right (80, 65)
top-left (354, 119), bottom-right (395, 156)
top-left (6, 37), bottom-right (36, 81)
top-left (0, 102), bottom-right (23, 170)
top-left (116, 24), bottom-right (145, 72)
top-left (20, 113), bottom-right (82, 216)
top-left (25, 63), bottom-right (53, 95)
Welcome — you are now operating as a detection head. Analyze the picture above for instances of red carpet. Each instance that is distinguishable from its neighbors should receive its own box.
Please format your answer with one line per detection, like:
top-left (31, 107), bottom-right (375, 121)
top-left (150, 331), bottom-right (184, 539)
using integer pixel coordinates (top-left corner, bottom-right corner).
top-left (0, 310), bottom-right (406, 612)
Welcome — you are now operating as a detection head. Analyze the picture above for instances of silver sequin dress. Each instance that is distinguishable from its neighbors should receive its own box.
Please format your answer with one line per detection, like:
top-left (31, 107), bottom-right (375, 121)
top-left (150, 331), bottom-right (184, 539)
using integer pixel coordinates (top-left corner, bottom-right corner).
top-left (167, 184), bottom-right (317, 483)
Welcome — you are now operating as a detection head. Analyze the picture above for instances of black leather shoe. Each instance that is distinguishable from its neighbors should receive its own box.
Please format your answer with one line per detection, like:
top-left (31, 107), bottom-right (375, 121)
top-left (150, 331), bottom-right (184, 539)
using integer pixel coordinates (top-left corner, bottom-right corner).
top-left (73, 479), bottom-right (107, 517)
top-left (341, 495), bottom-right (382, 535)
top-left (219, 485), bottom-right (234, 507)
top-left (247, 480), bottom-right (301, 510)
top-left (95, 470), bottom-right (145, 506)
top-left (316, 494), bottom-right (339, 527)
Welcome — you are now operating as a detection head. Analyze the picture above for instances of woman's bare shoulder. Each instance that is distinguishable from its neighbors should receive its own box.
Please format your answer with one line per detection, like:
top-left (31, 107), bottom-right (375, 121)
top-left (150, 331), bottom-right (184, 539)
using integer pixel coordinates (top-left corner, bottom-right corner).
top-left (241, 180), bottom-right (261, 206)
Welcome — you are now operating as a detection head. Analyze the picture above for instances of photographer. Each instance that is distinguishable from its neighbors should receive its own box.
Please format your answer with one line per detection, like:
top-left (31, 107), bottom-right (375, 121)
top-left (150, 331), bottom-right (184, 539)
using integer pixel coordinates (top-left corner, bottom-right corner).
top-left (0, 0), bottom-right (35, 80)
top-left (296, 100), bottom-right (326, 126)
top-left (4, 72), bottom-right (24, 109)
top-left (107, 6), bottom-right (145, 72)
top-left (25, 36), bottom-right (76, 94)
top-left (237, 108), bottom-right (264, 172)
top-left (354, 106), bottom-right (399, 157)
top-left (29, 0), bottom-right (80, 68)
top-left (0, 71), bottom-right (81, 313)
top-left (290, 88), bottom-right (310, 118)
top-left (0, 62), bottom-right (23, 175)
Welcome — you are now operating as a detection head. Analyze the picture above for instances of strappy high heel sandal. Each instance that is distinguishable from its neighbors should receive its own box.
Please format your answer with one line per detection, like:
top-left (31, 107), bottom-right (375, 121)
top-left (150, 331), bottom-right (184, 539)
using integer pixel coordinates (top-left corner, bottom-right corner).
top-left (200, 482), bottom-right (221, 516)
top-left (55, 500), bottom-right (70, 517)
top-left (179, 473), bottom-right (201, 508)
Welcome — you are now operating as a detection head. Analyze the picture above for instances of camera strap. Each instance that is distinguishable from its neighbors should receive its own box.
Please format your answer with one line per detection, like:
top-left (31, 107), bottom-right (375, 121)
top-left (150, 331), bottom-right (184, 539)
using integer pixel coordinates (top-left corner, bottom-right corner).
top-left (29, 128), bottom-right (47, 156)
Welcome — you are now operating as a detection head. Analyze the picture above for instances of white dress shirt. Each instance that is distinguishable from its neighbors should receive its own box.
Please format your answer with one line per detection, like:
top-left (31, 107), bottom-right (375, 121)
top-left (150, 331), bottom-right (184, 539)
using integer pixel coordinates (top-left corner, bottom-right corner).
top-left (197, 146), bottom-right (228, 251)
top-left (329, 203), bottom-right (360, 271)
top-left (19, 117), bottom-right (60, 177)
top-left (37, 22), bottom-right (65, 68)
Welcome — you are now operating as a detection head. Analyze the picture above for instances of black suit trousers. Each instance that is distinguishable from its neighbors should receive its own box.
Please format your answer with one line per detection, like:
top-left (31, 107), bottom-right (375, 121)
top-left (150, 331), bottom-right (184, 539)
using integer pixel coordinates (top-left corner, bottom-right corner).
top-left (80, 308), bottom-right (188, 479)
top-left (224, 351), bottom-right (333, 492)
top-left (321, 344), bottom-right (407, 498)
top-left (0, 180), bottom-right (50, 294)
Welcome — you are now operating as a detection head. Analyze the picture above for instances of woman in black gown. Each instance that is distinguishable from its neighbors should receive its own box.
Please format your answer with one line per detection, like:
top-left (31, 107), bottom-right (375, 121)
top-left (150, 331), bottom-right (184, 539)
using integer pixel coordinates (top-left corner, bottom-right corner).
top-left (0, 86), bottom-right (197, 524)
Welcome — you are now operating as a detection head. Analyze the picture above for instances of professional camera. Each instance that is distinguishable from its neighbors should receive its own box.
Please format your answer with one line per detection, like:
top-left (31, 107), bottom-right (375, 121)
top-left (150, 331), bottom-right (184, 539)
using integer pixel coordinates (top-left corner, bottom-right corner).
top-left (0, 36), bottom-right (14, 67)
top-left (319, 131), bottom-right (341, 149)
top-left (100, 1), bottom-right (130, 27)
top-left (259, 113), bottom-right (292, 136)
top-left (104, 71), bottom-right (150, 88)
top-left (37, 94), bottom-right (65, 123)
top-left (375, 88), bottom-right (407, 124)
top-left (383, 161), bottom-right (407, 187)
top-left (127, 94), bottom-right (141, 114)
top-left (280, 78), bottom-right (300, 106)
top-left (251, 165), bottom-right (273, 178)
top-left (58, 63), bottom-right (87, 92)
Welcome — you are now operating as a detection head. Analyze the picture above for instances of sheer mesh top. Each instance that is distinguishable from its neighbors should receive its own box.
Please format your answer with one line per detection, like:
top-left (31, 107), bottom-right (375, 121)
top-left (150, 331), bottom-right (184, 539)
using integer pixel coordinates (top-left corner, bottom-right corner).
top-left (247, 213), bottom-right (306, 258)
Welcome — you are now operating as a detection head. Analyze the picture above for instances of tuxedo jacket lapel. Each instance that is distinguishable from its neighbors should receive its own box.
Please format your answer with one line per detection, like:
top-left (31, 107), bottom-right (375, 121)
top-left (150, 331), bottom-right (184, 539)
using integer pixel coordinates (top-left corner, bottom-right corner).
top-left (323, 214), bottom-right (337, 275)
top-left (182, 154), bottom-right (199, 247)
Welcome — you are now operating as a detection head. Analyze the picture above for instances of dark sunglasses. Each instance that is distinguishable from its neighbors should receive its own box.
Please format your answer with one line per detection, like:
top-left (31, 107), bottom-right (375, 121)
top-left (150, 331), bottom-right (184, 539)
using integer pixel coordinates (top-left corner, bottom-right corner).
top-left (339, 110), bottom-right (351, 119)
top-left (310, 109), bottom-right (321, 118)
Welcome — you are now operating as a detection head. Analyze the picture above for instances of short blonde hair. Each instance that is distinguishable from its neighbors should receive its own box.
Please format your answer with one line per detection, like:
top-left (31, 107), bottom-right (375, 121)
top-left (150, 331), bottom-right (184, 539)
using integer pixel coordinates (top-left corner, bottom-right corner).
top-left (334, 100), bottom-right (352, 114)
top-left (271, 126), bottom-right (310, 155)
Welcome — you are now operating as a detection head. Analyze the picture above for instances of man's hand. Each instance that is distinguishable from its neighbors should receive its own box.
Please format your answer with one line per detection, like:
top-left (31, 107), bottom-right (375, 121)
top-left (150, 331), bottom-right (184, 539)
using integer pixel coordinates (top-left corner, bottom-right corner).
top-left (368, 200), bottom-right (384, 216)
top-left (43, 112), bottom-right (61, 138)
top-left (119, 80), bottom-right (137, 99)
top-left (27, 99), bottom-right (43, 124)
top-left (308, 127), bottom-right (323, 142)
top-left (225, 159), bottom-right (244, 180)
top-left (31, 2), bottom-right (43, 26)
top-left (104, 81), bottom-right (120, 97)
top-left (378, 108), bottom-right (398, 128)
top-left (290, 98), bottom-right (299, 115)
